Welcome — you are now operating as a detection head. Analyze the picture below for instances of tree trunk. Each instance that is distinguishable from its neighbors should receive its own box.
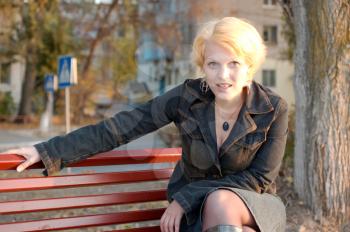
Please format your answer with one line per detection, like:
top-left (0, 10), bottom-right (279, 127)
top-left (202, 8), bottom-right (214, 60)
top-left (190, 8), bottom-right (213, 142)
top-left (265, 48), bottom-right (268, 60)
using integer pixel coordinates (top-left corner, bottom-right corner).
top-left (17, 54), bottom-right (36, 119)
top-left (292, 0), bottom-right (350, 227)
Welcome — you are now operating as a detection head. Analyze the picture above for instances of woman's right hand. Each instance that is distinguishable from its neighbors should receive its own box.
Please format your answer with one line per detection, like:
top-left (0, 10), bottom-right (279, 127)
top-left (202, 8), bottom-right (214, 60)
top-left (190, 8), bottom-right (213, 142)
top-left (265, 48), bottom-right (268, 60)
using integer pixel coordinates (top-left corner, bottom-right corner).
top-left (1, 146), bottom-right (41, 172)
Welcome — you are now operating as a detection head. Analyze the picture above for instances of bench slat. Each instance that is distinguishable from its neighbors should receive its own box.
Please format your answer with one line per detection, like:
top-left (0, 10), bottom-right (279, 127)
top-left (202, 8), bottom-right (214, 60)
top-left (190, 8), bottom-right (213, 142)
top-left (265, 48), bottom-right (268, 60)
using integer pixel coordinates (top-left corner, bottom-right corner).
top-left (0, 189), bottom-right (167, 214)
top-left (0, 148), bottom-right (181, 170)
top-left (0, 208), bottom-right (165, 231)
top-left (0, 148), bottom-right (182, 231)
top-left (0, 169), bottom-right (173, 192)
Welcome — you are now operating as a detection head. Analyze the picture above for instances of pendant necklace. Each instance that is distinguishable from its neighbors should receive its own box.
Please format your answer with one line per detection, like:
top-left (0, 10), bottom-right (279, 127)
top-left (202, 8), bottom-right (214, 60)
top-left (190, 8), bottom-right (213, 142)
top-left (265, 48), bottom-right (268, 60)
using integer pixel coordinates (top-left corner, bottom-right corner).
top-left (222, 121), bottom-right (230, 131)
top-left (215, 102), bottom-right (242, 132)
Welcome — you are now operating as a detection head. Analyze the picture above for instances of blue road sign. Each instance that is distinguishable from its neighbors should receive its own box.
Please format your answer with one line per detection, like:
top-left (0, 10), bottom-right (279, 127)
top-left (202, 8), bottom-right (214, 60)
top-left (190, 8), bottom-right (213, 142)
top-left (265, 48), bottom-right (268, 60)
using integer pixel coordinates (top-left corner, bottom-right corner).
top-left (44, 74), bottom-right (57, 92)
top-left (58, 56), bottom-right (78, 88)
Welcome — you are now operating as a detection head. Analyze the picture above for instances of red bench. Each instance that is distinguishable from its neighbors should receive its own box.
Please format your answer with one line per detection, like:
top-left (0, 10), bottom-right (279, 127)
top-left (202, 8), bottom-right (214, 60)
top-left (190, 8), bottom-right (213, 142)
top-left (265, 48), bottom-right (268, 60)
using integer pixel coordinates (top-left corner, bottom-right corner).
top-left (0, 148), bottom-right (181, 231)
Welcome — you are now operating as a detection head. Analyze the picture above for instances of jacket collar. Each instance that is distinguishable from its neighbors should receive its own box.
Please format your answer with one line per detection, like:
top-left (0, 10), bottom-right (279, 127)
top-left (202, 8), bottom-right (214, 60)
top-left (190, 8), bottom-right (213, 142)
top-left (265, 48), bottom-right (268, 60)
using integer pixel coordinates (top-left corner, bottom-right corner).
top-left (245, 81), bottom-right (274, 114)
top-left (184, 78), bottom-right (275, 160)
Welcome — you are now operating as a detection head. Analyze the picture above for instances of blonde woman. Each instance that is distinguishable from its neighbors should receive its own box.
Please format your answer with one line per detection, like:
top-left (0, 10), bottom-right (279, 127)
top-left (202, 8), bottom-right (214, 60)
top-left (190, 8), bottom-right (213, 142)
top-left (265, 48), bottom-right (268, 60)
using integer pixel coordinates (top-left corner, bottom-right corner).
top-left (3, 17), bottom-right (288, 232)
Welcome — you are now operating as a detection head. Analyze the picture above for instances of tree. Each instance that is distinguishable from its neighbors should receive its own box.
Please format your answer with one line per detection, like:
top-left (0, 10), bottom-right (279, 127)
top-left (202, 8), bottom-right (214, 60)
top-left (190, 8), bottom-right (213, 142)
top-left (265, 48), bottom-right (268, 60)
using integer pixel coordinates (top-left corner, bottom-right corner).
top-left (61, 0), bottom-right (139, 123)
top-left (282, 0), bottom-right (350, 227)
top-left (1, 0), bottom-right (76, 119)
top-left (1, 0), bottom-right (138, 122)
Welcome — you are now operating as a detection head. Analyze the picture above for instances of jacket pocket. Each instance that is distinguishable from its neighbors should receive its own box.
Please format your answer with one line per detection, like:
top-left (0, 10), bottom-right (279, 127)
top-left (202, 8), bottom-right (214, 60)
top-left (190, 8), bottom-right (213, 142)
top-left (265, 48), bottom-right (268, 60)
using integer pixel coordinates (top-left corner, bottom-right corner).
top-left (220, 131), bottom-right (267, 175)
top-left (235, 130), bottom-right (266, 150)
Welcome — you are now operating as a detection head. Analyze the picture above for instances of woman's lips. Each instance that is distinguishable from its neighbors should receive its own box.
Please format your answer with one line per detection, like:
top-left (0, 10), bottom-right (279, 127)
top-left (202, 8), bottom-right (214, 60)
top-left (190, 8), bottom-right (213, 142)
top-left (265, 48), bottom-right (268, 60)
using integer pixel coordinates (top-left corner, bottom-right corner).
top-left (216, 83), bottom-right (232, 90)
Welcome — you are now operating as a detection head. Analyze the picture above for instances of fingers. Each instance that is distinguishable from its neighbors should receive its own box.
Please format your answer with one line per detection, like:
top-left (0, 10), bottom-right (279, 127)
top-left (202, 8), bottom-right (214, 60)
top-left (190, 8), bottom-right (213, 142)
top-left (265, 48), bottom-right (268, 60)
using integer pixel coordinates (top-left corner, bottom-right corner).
top-left (160, 212), bottom-right (167, 232)
top-left (1, 148), bottom-right (29, 157)
top-left (0, 146), bottom-right (41, 172)
top-left (0, 148), bottom-right (21, 155)
top-left (160, 210), bottom-right (171, 232)
top-left (174, 214), bottom-right (181, 232)
top-left (17, 159), bottom-right (34, 172)
top-left (160, 210), bottom-right (182, 232)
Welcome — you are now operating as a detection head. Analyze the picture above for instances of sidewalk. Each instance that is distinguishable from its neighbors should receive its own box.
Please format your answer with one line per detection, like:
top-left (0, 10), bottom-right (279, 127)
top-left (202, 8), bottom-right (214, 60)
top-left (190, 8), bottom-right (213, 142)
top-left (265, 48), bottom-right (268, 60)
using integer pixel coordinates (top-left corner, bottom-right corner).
top-left (0, 129), bottom-right (46, 150)
top-left (0, 125), bottom-right (167, 151)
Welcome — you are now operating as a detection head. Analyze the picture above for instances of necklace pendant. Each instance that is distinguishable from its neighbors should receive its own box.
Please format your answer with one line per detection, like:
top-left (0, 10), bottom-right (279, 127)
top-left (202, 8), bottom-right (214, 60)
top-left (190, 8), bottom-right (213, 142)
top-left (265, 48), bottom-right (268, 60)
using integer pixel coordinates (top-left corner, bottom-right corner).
top-left (222, 121), bottom-right (229, 131)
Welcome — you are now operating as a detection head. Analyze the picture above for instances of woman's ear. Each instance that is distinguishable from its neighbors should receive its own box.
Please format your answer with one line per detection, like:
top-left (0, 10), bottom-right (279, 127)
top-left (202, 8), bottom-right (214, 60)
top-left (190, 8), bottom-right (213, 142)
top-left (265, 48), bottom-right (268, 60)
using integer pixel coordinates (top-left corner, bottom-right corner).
top-left (246, 77), bottom-right (253, 86)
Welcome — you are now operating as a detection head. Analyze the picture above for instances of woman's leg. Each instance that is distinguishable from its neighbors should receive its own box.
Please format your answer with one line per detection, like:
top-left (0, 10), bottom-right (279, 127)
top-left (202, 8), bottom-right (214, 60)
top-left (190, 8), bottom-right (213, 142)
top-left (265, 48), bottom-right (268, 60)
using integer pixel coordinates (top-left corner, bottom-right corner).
top-left (202, 189), bottom-right (259, 232)
top-left (242, 226), bottom-right (257, 232)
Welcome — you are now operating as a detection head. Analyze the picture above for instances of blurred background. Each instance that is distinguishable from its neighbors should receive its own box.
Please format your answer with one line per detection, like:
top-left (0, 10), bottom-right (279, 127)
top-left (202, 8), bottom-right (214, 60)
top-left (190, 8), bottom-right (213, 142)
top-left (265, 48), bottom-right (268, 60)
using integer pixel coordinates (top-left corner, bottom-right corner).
top-left (0, 0), bottom-right (294, 126)
top-left (0, 0), bottom-right (295, 156)
top-left (1, 0), bottom-right (349, 231)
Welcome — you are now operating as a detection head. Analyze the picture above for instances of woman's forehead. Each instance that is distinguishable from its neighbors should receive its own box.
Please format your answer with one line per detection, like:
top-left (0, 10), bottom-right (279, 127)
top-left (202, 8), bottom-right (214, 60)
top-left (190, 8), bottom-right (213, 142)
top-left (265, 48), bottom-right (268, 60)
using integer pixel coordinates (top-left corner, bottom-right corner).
top-left (204, 41), bottom-right (243, 62)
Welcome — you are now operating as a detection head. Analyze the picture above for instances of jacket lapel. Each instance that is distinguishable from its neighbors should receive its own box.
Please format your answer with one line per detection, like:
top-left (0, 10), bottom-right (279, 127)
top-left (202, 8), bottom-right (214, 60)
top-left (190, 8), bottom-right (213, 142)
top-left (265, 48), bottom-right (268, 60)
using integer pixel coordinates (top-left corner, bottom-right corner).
top-left (220, 104), bottom-right (257, 154)
top-left (220, 82), bottom-right (274, 154)
top-left (183, 79), bottom-right (274, 166)
top-left (190, 101), bottom-right (220, 167)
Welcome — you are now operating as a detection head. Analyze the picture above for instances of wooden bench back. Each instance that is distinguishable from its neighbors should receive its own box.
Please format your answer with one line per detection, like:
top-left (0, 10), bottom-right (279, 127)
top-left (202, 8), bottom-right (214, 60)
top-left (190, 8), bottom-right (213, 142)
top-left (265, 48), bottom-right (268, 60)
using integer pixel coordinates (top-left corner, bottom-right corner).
top-left (0, 148), bottom-right (182, 231)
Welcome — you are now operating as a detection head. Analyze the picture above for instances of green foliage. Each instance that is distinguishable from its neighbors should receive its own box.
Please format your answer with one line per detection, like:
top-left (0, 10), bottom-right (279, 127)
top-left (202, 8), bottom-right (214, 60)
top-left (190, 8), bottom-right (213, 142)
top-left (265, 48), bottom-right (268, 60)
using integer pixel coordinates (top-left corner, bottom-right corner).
top-left (1, 0), bottom-right (139, 119)
top-left (0, 92), bottom-right (15, 115)
top-left (0, 1), bottom-right (80, 115)
top-left (35, 1), bottom-right (78, 77)
top-left (99, 31), bottom-right (138, 92)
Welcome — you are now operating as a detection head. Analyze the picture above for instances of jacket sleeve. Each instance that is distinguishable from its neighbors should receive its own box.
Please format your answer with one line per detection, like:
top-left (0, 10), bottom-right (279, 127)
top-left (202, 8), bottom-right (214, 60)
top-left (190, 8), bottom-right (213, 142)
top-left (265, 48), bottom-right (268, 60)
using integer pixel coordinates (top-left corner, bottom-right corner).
top-left (34, 84), bottom-right (183, 176)
top-left (172, 99), bottom-right (288, 225)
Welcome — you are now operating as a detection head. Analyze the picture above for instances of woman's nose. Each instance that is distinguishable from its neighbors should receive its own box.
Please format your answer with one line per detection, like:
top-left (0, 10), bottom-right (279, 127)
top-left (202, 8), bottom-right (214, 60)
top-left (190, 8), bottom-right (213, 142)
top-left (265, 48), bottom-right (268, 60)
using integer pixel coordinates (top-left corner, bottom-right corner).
top-left (218, 65), bottom-right (230, 80)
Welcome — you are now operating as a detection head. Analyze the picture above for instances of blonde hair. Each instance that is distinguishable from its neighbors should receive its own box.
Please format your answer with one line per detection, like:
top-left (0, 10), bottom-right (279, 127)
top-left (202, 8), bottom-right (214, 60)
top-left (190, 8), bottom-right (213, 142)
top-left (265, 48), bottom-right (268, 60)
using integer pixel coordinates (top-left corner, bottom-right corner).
top-left (192, 17), bottom-right (266, 78)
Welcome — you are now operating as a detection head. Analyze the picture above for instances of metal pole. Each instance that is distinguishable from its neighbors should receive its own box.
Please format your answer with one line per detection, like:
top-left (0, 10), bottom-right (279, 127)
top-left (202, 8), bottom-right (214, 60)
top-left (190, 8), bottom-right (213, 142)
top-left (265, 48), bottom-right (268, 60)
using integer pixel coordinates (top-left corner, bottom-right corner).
top-left (65, 87), bottom-right (71, 134)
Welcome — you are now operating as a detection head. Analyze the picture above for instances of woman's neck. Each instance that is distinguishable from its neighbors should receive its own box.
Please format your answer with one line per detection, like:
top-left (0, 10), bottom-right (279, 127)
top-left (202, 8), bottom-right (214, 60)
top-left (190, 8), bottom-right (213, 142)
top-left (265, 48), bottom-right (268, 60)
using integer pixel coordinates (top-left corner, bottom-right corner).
top-left (215, 93), bottom-right (244, 113)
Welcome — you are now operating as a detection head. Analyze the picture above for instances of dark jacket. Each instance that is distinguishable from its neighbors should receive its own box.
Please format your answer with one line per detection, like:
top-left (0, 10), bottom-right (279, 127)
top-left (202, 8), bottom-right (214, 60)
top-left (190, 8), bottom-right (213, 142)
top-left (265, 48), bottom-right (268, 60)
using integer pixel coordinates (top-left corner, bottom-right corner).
top-left (34, 78), bottom-right (288, 225)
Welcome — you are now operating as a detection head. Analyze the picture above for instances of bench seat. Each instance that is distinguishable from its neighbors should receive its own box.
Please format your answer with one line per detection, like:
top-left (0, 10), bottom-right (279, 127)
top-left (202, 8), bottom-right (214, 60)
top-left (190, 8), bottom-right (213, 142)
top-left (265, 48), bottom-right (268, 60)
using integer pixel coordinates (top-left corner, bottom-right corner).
top-left (0, 148), bottom-right (181, 231)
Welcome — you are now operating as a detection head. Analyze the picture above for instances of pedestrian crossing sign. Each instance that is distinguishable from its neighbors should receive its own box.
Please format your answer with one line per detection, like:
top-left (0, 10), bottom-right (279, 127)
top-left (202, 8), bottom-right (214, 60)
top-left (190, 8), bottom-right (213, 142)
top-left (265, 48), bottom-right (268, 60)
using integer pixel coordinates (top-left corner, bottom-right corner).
top-left (58, 56), bottom-right (78, 88)
top-left (44, 74), bottom-right (58, 92)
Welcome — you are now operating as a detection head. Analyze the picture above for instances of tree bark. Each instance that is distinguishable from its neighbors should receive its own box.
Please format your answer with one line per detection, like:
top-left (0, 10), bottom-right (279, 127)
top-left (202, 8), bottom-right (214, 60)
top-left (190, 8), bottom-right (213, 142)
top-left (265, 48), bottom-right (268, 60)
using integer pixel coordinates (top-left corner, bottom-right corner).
top-left (292, 0), bottom-right (350, 226)
top-left (17, 50), bottom-right (36, 119)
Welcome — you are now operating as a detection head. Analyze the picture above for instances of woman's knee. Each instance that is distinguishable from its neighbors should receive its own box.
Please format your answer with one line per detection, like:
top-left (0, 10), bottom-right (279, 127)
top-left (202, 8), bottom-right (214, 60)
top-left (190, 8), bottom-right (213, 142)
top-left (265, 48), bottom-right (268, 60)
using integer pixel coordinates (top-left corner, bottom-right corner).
top-left (204, 190), bottom-right (243, 211)
top-left (202, 189), bottom-right (244, 219)
top-left (202, 189), bottom-right (257, 228)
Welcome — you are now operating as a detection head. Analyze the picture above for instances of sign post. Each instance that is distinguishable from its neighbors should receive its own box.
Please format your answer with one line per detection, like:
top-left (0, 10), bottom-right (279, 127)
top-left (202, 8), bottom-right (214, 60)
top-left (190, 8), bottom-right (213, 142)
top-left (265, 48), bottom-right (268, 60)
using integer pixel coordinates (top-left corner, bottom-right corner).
top-left (58, 56), bottom-right (78, 134)
top-left (40, 74), bottom-right (57, 133)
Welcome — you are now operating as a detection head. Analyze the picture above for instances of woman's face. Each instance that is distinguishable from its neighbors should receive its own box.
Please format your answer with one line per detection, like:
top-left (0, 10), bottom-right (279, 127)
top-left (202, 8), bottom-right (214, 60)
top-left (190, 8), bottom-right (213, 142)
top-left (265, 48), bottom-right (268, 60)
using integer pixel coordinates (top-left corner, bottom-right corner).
top-left (202, 40), bottom-right (250, 103)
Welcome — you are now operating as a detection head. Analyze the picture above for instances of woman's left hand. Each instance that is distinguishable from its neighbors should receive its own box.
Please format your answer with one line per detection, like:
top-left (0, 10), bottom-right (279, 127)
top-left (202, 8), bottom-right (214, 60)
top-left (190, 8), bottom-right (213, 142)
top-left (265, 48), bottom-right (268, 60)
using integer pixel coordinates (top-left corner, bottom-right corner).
top-left (160, 199), bottom-right (184, 232)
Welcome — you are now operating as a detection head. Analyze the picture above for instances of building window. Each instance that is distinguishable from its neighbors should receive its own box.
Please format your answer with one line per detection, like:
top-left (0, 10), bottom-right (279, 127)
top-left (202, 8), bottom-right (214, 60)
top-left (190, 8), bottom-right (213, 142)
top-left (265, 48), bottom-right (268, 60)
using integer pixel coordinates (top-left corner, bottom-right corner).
top-left (262, 69), bottom-right (276, 87)
top-left (263, 25), bottom-right (278, 44)
top-left (263, 0), bottom-right (277, 5)
top-left (0, 63), bottom-right (11, 84)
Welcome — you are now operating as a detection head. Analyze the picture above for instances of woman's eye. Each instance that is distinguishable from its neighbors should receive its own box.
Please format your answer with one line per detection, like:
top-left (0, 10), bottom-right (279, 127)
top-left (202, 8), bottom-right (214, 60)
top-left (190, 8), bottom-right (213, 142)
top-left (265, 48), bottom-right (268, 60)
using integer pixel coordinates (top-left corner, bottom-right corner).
top-left (208, 62), bottom-right (218, 68)
top-left (229, 61), bottom-right (240, 67)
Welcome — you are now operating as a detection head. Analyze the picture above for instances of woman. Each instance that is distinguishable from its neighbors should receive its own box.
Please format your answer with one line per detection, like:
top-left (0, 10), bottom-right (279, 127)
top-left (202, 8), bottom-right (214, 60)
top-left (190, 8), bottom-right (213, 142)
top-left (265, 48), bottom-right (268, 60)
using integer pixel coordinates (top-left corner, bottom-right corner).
top-left (3, 17), bottom-right (288, 232)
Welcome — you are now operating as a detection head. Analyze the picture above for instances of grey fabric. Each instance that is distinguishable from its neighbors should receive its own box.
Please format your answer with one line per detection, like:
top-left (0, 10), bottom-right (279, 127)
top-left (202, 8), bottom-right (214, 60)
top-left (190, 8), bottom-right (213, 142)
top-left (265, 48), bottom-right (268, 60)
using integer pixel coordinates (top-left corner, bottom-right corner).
top-left (179, 187), bottom-right (286, 232)
top-left (205, 225), bottom-right (243, 232)
top-left (214, 188), bottom-right (286, 232)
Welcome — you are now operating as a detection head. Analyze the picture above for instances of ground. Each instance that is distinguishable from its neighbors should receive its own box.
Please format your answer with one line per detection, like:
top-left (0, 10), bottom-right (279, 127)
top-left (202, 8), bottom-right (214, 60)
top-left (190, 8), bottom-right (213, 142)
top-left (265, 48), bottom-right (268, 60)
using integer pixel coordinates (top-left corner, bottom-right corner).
top-left (276, 165), bottom-right (348, 232)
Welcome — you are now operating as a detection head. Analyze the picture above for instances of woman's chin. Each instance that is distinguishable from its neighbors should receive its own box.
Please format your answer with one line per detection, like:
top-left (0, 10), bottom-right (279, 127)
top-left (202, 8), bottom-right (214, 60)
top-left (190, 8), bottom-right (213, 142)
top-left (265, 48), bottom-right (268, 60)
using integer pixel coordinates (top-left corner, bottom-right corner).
top-left (213, 89), bottom-right (242, 102)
